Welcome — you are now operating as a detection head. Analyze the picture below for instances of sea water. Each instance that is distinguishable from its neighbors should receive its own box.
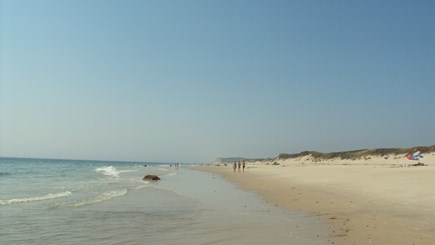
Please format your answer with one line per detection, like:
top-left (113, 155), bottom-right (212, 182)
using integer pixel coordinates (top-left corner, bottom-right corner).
top-left (0, 158), bottom-right (331, 244)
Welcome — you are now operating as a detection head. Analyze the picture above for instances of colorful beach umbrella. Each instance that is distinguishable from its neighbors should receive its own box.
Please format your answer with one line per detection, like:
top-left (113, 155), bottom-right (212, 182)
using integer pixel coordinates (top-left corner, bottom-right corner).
top-left (407, 154), bottom-right (424, 160)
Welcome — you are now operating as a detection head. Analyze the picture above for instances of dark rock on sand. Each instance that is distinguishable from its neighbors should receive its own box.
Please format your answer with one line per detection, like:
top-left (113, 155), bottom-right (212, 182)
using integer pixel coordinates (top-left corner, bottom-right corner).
top-left (143, 175), bottom-right (160, 181)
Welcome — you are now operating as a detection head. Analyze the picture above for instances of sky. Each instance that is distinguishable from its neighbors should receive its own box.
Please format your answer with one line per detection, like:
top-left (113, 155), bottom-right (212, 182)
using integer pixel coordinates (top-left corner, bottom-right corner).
top-left (1, 0), bottom-right (434, 163)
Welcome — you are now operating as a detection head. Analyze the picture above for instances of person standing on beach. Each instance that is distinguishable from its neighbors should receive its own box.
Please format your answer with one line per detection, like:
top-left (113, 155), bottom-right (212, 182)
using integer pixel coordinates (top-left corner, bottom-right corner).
top-left (242, 160), bottom-right (246, 172)
top-left (233, 161), bottom-right (237, 173)
top-left (237, 161), bottom-right (241, 172)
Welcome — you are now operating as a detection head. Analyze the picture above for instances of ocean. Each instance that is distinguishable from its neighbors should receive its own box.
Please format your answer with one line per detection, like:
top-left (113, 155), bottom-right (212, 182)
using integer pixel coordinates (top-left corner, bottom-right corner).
top-left (0, 158), bottom-right (330, 244)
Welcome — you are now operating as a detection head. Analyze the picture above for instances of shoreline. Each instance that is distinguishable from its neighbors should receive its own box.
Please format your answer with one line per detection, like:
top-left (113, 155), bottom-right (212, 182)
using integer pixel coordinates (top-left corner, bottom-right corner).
top-left (195, 157), bottom-right (435, 245)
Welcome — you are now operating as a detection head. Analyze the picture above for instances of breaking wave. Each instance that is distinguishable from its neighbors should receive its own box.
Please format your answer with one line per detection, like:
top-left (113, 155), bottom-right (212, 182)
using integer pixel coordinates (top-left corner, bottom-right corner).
top-left (65, 189), bottom-right (128, 207)
top-left (0, 191), bottom-right (72, 205)
top-left (95, 166), bottom-right (120, 177)
top-left (119, 169), bottom-right (138, 173)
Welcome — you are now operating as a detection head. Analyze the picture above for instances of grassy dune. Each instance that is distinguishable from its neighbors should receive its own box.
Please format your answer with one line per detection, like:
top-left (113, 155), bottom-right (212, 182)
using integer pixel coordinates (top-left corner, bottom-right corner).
top-left (278, 145), bottom-right (435, 161)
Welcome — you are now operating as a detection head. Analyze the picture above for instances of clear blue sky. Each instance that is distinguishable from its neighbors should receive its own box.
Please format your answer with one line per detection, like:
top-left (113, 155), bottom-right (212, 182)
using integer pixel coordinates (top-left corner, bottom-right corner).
top-left (1, 0), bottom-right (434, 163)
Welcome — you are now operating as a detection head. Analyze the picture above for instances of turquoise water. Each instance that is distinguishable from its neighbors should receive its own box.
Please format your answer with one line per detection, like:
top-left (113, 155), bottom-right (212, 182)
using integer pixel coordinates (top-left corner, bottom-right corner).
top-left (0, 158), bottom-right (330, 244)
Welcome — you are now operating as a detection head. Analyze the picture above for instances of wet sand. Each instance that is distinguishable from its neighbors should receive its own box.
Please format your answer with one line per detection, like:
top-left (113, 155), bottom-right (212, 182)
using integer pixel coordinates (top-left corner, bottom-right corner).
top-left (196, 155), bottom-right (435, 244)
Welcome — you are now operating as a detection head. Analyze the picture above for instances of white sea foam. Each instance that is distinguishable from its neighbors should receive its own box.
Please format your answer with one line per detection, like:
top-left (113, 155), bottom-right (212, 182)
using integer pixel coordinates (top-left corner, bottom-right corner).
top-left (0, 191), bottom-right (72, 205)
top-left (133, 183), bottom-right (150, 190)
top-left (67, 189), bottom-right (128, 207)
top-left (119, 169), bottom-right (138, 173)
top-left (95, 166), bottom-right (120, 177)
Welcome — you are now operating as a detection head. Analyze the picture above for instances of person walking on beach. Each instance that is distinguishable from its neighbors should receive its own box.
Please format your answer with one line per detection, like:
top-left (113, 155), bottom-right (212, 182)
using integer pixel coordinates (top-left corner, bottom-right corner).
top-left (237, 161), bottom-right (241, 172)
top-left (242, 160), bottom-right (246, 172)
top-left (233, 161), bottom-right (237, 173)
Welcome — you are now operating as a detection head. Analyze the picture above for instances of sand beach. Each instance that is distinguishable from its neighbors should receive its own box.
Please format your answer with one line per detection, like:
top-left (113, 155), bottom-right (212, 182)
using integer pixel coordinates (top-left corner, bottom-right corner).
top-left (197, 150), bottom-right (435, 245)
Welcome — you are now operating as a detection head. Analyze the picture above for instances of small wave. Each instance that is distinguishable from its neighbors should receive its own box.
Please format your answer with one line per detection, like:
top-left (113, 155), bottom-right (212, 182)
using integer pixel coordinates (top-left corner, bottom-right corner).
top-left (133, 183), bottom-right (150, 190)
top-left (0, 172), bottom-right (10, 176)
top-left (0, 191), bottom-right (72, 205)
top-left (66, 189), bottom-right (127, 207)
top-left (119, 169), bottom-right (138, 173)
top-left (95, 166), bottom-right (120, 177)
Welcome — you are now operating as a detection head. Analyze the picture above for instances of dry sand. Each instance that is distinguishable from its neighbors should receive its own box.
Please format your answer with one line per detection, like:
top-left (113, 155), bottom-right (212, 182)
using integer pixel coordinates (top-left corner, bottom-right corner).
top-left (196, 153), bottom-right (435, 245)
